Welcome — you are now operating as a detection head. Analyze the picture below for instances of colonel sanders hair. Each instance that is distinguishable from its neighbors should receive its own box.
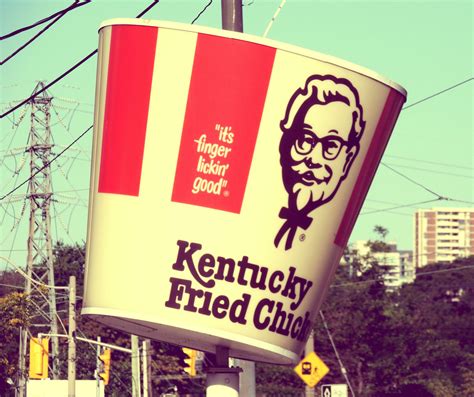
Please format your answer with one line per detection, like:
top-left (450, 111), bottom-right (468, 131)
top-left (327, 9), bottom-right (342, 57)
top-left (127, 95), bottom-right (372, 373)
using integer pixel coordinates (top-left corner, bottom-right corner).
top-left (281, 75), bottom-right (365, 141)
top-left (275, 75), bottom-right (366, 250)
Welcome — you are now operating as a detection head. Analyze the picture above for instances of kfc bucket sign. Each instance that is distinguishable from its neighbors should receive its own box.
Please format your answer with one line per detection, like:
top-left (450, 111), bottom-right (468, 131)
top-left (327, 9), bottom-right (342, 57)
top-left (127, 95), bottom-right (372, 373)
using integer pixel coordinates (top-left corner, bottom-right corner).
top-left (83, 19), bottom-right (406, 364)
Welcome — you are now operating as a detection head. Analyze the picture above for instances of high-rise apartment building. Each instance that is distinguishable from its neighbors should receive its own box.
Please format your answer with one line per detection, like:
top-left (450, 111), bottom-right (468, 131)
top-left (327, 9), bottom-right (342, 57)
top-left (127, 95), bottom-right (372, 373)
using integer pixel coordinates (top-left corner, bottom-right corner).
top-left (414, 208), bottom-right (474, 268)
top-left (347, 241), bottom-right (415, 289)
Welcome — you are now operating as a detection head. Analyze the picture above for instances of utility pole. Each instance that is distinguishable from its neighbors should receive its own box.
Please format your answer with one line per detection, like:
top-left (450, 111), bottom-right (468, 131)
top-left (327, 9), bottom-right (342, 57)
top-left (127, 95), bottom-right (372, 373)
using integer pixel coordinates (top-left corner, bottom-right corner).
top-left (221, 0), bottom-right (243, 32)
top-left (96, 336), bottom-right (101, 397)
top-left (233, 359), bottom-right (256, 397)
top-left (142, 339), bottom-right (153, 397)
top-left (68, 276), bottom-right (76, 397)
top-left (204, 4), bottom-right (247, 397)
top-left (19, 81), bottom-right (59, 397)
top-left (131, 335), bottom-right (141, 397)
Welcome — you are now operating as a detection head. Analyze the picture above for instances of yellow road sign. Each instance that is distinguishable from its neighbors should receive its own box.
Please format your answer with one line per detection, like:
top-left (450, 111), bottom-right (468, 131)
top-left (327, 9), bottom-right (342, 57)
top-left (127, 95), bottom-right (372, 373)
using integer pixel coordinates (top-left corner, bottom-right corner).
top-left (294, 351), bottom-right (329, 388)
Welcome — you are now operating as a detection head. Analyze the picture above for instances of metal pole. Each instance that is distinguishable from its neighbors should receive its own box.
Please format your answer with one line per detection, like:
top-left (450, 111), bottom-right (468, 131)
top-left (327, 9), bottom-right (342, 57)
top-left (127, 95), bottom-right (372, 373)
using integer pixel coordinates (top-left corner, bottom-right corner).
top-left (305, 330), bottom-right (315, 397)
top-left (232, 359), bottom-right (255, 397)
top-left (17, 328), bottom-right (25, 397)
top-left (68, 276), bottom-right (76, 397)
top-left (221, 0), bottom-right (243, 32)
top-left (206, 346), bottom-right (241, 397)
top-left (131, 335), bottom-right (141, 397)
top-left (96, 337), bottom-right (101, 397)
top-left (205, 5), bottom-right (245, 396)
top-left (142, 340), bottom-right (148, 397)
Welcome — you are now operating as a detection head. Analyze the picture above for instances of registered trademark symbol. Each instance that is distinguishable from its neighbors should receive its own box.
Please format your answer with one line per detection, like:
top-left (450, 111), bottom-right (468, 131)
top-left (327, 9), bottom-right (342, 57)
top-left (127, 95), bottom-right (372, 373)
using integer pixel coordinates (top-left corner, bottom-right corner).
top-left (223, 190), bottom-right (230, 197)
top-left (299, 234), bottom-right (306, 242)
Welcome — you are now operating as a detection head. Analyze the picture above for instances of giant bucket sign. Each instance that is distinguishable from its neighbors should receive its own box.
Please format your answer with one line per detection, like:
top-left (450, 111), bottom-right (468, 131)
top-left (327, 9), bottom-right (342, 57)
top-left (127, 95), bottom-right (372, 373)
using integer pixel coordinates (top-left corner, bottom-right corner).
top-left (83, 19), bottom-right (406, 364)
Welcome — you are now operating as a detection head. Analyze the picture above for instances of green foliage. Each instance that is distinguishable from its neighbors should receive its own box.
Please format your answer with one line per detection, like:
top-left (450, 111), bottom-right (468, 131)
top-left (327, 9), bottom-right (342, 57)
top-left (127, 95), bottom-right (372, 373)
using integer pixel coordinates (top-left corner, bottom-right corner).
top-left (256, 363), bottom-right (303, 396)
top-left (0, 292), bottom-right (31, 395)
top-left (310, 255), bottom-right (474, 397)
top-left (1, 240), bottom-right (473, 396)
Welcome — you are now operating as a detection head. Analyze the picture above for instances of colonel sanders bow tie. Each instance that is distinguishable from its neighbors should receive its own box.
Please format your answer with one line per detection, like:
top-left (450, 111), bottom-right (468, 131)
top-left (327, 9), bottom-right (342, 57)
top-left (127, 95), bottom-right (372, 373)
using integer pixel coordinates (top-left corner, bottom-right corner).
top-left (274, 206), bottom-right (313, 250)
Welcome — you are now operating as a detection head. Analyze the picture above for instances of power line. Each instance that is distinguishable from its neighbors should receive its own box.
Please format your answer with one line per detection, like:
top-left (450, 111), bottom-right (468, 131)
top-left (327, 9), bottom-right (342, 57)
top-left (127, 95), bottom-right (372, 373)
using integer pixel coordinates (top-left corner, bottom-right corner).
top-left (0, 282), bottom-right (24, 290)
top-left (1, 1), bottom-right (92, 65)
top-left (2, 0), bottom-right (90, 40)
top-left (331, 264), bottom-right (474, 288)
top-left (380, 163), bottom-right (474, 206)
top-left (366, 198), bottom-right (420, 209)
top-left (319, 310), bottom-right (356, 397)
top-left (362, 206), bottom-right (412, 218)
top-left (384, 155), bottom-right (473, 171)
top-left (0, 125), bottom-right (92, 201)
top-left (0, 256), bottom-right (69, 290)
top-left (1, 50), bottom-right (98, 118)
top-left (263, 0), bottom-right (287, 38)
top-left (360, 199), bottom-right (441, 216)
top-left (0, 1), bottom-right (160, 119)
top-left (191, 0), bottom-right (213, 24)
top-left (402, 77), bottom-right (473, 110)
top-left (381, 163), bottom-right (444, 198)
top-left (383, 162), bottom-right (473, 180)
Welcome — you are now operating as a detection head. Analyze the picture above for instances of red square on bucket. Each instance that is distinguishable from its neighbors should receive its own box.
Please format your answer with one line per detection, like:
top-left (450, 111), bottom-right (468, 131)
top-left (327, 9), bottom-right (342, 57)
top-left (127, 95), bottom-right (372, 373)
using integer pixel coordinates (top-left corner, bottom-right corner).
top-left (171, 34), bottom-right (275, 213)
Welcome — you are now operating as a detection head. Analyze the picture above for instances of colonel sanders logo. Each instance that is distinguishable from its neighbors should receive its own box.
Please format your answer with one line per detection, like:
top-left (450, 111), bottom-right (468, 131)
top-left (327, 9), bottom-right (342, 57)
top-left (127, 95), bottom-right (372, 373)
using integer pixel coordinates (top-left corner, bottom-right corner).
top-left (275, 75), bottom-right (366, 250)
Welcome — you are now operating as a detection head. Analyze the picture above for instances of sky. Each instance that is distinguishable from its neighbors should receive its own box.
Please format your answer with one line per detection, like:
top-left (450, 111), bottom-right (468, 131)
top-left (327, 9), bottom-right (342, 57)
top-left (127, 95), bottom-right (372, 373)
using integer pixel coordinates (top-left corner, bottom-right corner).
top-left (1, 0), bottom-right (473, 271)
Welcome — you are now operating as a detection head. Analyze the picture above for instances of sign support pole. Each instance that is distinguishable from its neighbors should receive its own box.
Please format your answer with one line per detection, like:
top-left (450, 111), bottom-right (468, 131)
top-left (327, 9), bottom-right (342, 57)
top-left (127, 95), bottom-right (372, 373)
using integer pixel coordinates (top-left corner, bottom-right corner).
top-left (206, 3), bottom-right (246, 395)
top-left (95, 337), bottom-right (101, 397)
top-left (305, 330), bottom-right (315, 397)
top-left (221, 0), bottom-right (243, 32)
top-left (131, 335), bottom-right (141, 397)
top-left (68, 276), bottom-right (76, 397)
top-left (206, 346), bottom-right (242, 397)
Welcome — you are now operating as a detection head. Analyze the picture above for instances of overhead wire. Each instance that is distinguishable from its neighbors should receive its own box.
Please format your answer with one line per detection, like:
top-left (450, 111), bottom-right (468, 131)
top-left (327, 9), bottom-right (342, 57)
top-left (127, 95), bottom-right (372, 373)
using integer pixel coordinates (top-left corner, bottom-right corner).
top-left (380, 163), bottom-right (444, 199)
top-left (361, 206), bottom-right (413, 218)
top-left (383, 155), bottom-right (472, 171)
top-left (191, 0), bottom-right (213, 24)
top-left (331, 264), bottom-right (474, 288)
top-left (0, 125), bottom-right (93, 201)
top-left (0, 256), bottom-right (68, 290)
top-left (1, 1), bottom-right (92, 65)
top-left (2, 0), bottom-right (89, 40)
top-left (0, 0), bottom-right (226, 206)
top-left (379, 163), bottom-right (474, 206)
top-left (319, 310), bottom-right (356, 397)
top-left (0, 0), bottom-right (161, 119)
top-left (402, 77), bottom-right (473, 110)
top-left (382, 162), bottom-right (473, 180)
top-left (263, 0), bottom-right (286, 37)
top-left (360, 199), bottom-right (441, 216)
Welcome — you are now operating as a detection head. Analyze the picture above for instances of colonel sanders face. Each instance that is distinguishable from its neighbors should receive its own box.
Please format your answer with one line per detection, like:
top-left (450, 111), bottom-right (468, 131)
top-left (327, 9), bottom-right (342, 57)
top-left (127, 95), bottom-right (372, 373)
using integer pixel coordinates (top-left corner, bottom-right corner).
top-left (275, 75), bottom-right (365, 250)
top-left (288, 101), bottom-right (359, 210)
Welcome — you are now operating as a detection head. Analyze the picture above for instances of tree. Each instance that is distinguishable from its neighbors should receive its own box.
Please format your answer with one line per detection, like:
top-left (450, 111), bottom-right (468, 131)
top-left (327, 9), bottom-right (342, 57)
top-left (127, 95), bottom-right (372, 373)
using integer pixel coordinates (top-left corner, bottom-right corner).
top-left (0, 292), bottom-right (31, 396)
top-left (366, 224), bottom-right (392, 253)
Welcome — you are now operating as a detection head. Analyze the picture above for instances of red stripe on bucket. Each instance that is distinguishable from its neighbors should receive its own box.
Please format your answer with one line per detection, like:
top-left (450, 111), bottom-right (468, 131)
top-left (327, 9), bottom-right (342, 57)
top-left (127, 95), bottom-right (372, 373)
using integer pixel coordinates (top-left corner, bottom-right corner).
top-left (98, 25), bottom-right (158, 196)
top-left (172, 34), bottom-right (276, 213)
top-left (334, 90), bottom-right (404, 248)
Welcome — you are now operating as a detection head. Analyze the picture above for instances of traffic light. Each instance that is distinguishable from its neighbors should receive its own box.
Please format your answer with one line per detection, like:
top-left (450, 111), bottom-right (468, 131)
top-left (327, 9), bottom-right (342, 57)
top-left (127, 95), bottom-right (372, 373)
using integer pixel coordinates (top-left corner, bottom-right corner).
top-left (99, 348), bottom-right (112, 385)
top-left (182, 347), bottom-right (196, 377)
top-left (29, 337), bottom-right (49, 379)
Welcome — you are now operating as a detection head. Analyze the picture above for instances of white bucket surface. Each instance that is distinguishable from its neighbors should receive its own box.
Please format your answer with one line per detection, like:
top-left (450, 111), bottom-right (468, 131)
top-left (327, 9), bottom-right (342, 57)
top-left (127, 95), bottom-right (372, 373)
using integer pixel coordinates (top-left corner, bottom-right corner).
top-left (83, 19), bottom-right (406, 364)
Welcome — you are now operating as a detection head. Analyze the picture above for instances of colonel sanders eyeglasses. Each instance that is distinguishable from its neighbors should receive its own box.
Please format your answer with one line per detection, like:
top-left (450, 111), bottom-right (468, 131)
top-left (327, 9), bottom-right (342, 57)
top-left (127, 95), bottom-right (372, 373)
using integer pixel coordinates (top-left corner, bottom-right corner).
top-left (294, 130), bottom-right (348, 160)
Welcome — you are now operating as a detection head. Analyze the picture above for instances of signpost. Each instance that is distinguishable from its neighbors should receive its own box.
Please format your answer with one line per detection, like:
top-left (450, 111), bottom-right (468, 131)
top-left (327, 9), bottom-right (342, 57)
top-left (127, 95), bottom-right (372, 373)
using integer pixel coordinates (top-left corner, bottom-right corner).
top-left (321, 384), bottom-right (349, 397)
top-left (294, 352), bottom-right (329, 389)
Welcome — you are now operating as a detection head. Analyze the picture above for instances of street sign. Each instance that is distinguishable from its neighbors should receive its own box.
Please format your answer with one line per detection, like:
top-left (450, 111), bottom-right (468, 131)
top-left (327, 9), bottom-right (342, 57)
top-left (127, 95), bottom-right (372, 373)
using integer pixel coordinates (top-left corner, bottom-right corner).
top-left (294, 352), bottom-right (329, 388)
top-left (321, 384), bottom-right (348, 397)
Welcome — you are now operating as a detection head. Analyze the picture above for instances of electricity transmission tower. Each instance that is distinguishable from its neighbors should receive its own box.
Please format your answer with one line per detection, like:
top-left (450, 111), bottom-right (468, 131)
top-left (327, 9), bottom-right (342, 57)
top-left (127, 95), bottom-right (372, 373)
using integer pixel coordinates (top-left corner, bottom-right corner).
top-left (19, 81), bottom-right (60, 396)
